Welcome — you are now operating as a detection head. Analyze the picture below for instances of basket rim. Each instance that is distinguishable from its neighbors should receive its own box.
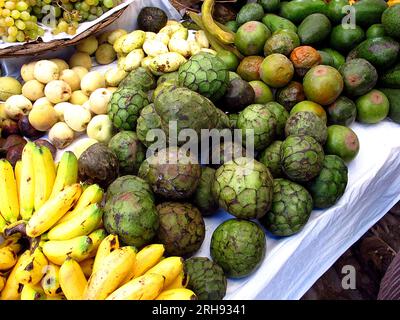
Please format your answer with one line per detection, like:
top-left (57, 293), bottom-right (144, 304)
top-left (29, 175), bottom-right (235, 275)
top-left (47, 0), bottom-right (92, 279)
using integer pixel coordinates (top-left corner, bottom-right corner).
top-left (0, 6), bottom-right (127, 58)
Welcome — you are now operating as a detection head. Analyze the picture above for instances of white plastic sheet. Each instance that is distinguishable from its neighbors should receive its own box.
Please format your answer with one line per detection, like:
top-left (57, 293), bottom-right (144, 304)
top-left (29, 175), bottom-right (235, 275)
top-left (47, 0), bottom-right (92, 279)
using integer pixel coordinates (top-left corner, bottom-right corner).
top-left (1, 0), bottom-right (400, 300)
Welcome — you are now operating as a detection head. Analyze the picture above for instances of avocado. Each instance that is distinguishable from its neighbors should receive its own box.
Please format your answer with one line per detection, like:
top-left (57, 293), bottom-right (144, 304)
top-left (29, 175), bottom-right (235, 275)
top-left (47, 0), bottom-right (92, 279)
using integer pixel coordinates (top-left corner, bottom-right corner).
top-left (264, 29), bottom-right (300, 56)
top-left (381, 4), bottom-right (400, 40)
top-left (320, 48), bottom-right (346, 70)
top-left (327, 96), bottom-right (357, 126)
top-left (329, 25), bottom-right (365, 53)
top-left (217, 50), bottom-right (239, 71)
top-left (220, 78), bottom-right (255, 112)
top-left (297, 13), bottom-right (331, 45)
top-left (326, 0), bottom-right (348, 23)
top-left (279, 0), bottom-right (327, 23)
top-left (258, 0), bottom-right (281, 12)
top-left (137, 7), bottom-right (168, 33)
top-left (318, 50), bottom-right (334, 66)
top-left (379, 88), bottom-right (400, 123)
top-left (347, 37), bottom-right (400, 69)
top-left (366, 24), bottom-right (387, 39)
top-left (355, 89), bottom-right (389, 124)
top-left (339, 58), bottom-right (378, 96)
top-left (379, 63), bottom-right (400, 88)
top-left (235, 21), bottom-right (271, 56)
top-left (261, 13), bottom-right (297, 33)
top-left (236, 56), bottom-right (264, 81)
top-left (353, 0), bottom-right (388, 27)
top-left (236, 3), bottom-right (265, 25)
top-left (225, 20), bottom-right (239, 33)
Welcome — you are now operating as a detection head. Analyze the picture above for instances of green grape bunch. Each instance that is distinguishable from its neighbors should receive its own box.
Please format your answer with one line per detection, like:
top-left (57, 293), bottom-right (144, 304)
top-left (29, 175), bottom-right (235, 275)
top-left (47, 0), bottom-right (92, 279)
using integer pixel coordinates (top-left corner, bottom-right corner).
top-left (0, 0), bottom-right (121, 42)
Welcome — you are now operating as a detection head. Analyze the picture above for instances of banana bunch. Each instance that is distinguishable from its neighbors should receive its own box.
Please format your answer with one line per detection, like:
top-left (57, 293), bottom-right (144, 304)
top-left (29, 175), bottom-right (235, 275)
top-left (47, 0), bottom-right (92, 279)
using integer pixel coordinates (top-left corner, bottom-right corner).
top-left (58, 235), bottom-right (195, 300)
top-left (0, 143), bottom-right (194, 300)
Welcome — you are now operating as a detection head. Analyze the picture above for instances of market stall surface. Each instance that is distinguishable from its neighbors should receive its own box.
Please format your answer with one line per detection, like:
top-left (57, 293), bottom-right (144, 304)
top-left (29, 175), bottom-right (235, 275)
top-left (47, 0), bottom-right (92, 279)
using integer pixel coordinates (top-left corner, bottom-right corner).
top-left (1, 0), bottom-right (400, 300)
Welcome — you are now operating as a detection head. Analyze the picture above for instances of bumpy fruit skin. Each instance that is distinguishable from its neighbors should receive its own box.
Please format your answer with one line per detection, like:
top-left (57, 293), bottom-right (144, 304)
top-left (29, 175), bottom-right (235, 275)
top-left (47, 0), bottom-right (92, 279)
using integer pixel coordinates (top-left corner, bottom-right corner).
top-left (108, 88), bottom-right (149, 130)
top-left (106, 175), bottom-right (153, 201)
top-left (212, 157), bottom-right (274, 219)
top-left (156, 202), bottom-right (205, 256)
top-left (136, 103), bottom-right (163, 147)
top-left (281, 135), bottom-right (324, 182)
top-left (260, 179), bottom-right (313, 236)
top-left (265, 102), bottom-right (289, 137)
top-left (118, 67), bottom-right (156, 91)
top-left (184, 257), bottom-right (227, 300)
top-left (138, 147), bottom-right (201, 200)
top-left (108, 131), bottom-right (146, 175)
top-left (78, 143), bottom-right (119, 188)
top-left (178, 52), bottom-right (229, 101)
top-left (154, 86), bottom-right (229, 143)
top-left (210, 219), bottom-right (266, 278)
top-left (237, 104), bottom-right (277, 151)
top-left (258, 141), bottom-right (282, 178)
top-left (285, 111), bottom-right (328, 144)
top-left (193, 167), bottom-right (218, 216)
top-left (306, 155), bottom-right (348, 208)
top-left (103, 190), bottom-right (159, 247)
top-left (228, 113), bottom-right (239, 129)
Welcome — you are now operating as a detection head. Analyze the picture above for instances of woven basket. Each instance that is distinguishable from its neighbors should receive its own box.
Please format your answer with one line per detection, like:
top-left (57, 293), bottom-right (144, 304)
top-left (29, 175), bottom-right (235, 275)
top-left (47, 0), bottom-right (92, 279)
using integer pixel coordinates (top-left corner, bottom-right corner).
top-left (0, 6), bottom-right (127, 58)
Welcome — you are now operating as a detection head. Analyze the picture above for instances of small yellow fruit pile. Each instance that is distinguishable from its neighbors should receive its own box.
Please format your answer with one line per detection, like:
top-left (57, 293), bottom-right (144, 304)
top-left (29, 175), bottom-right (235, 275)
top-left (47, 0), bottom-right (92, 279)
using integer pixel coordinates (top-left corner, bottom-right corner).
top-left (110, 21), bottom-right (212, 76)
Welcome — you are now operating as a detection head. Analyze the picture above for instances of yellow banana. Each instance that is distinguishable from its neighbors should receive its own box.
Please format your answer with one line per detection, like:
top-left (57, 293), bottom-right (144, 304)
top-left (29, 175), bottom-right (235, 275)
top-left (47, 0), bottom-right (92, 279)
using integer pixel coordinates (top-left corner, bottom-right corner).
top-left (156, 288), bottom-right (197, 300)
top-left (57, 184), bottom-right (104, 225)
top-left (47, 203), bottom-right (103, 241)
top-left (0, 235), bottom-right (22, 271)
top-left (86, 228), bottom-right (108, 258)
top-left (33, 145), bottom-right (56, 211)
top-left (92, 234), bottom-right (120, 275)
top-left (42, 234), bottom-right (94, 265)
top-left (84, 246), bottom-right (137, 300)
top-left (0, 250), bottom-right (30, 300)
top-left (79, 258), bottom-right (95, 278)
top-left (26, 183), bottom-right (82, 237)
top-left (0, 214), bottom-right (7, 233)
top-left (20, 284), bottom-right (46, 300)
top-left (164, 271), bottom-right (188, 291)
top-left (122, 243), bottom-right (165, 285)
top-left (50, 151), bottom-right (78, 199)
top-left (106, 273), bottom-right (165, 300)
top-left (19, 142), bottom-right (36, 220)
top-left (14, 160), bottom-right (22, 198)
top-left (15, 247), bottom-right (48, 285)
top-left (59, 258), bottom-right (88, 300)
top-left (0, 274), bottom-right (5, 292)
top-left (201, 0), bottom-right (235, 45)
top-left (41, 263), bottom-right (62, 297)
top-left (0, 247), bottom-right (18, 271)
top-left (145, 257), bottom-right (184, 287)
top-left (0, 159), bottom-right (20, 223)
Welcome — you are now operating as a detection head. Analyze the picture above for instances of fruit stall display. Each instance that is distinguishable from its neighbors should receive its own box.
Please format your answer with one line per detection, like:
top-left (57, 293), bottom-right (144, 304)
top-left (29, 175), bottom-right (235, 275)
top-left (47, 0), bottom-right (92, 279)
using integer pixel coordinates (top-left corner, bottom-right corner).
top-left (0, 0), bottom-right (400, 300)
